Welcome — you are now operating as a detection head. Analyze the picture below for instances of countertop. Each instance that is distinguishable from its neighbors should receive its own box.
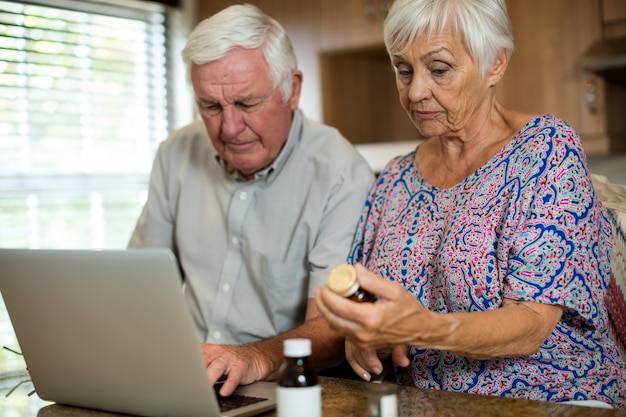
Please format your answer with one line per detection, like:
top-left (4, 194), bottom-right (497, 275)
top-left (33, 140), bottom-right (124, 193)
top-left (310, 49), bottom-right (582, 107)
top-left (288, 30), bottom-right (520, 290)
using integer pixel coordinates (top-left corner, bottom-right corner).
top-left (1, 376), bottom-right (624, 417)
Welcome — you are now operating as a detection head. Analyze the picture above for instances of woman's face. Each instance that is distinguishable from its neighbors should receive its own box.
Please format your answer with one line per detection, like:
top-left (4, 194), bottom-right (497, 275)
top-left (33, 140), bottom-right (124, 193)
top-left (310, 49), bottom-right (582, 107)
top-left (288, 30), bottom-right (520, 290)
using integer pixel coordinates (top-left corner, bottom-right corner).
top-left (191, 47), bottom-right (301, 180)
top-left (390, 29), bottom-right (495, 138)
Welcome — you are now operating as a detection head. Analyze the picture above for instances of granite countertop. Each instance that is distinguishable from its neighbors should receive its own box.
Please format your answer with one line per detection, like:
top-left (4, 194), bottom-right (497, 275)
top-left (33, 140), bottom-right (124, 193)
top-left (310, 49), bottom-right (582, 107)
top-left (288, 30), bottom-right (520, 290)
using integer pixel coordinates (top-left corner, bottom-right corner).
top-left (2, 376), bottom-right (624, 417)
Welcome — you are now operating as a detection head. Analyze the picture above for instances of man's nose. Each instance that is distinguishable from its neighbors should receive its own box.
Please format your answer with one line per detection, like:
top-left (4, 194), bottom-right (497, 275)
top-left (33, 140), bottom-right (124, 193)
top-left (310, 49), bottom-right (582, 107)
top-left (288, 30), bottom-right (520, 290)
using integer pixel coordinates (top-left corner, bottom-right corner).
top-left (221, 107), bottom-right (246, 137)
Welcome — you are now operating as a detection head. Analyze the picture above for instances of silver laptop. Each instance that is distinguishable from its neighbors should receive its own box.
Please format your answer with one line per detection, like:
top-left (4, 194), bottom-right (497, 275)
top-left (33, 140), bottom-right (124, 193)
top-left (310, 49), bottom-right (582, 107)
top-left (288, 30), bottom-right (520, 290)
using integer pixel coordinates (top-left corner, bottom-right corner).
top-left (0, 248), bottom-right (277, 417)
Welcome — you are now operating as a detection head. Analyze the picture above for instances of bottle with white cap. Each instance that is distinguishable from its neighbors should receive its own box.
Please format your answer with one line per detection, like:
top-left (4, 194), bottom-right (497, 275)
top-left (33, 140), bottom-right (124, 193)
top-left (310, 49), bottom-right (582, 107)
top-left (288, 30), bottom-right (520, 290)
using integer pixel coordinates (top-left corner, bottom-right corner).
top-left (276, 338), bottom-right (321, 417)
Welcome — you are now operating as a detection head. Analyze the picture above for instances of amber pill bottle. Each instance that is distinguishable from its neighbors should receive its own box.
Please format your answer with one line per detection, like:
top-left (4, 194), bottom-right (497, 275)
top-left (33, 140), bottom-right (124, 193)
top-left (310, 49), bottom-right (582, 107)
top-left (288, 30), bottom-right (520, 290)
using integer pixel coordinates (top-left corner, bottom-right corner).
top-left (326, 264), bottom-right (377, 303)
top-left (276, 338), bottom-right (321, 417)
top-left (326, 264), bottom-right (393, 383)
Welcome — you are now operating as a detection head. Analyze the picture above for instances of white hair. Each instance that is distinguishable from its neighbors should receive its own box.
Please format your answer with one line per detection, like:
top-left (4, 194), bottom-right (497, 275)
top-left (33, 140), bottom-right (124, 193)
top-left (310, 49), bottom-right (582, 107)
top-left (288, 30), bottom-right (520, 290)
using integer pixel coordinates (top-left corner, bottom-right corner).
top-left (384, 0), bottom-right (514, 76)
top-left (181, 3), bottom-right (298, 103)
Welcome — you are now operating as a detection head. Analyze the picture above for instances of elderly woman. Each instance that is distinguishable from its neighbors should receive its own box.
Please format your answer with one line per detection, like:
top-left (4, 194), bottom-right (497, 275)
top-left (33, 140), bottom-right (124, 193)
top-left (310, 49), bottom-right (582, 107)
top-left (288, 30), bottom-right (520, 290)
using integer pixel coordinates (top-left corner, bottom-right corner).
top-left (315, 0), bottom-right (626, 408)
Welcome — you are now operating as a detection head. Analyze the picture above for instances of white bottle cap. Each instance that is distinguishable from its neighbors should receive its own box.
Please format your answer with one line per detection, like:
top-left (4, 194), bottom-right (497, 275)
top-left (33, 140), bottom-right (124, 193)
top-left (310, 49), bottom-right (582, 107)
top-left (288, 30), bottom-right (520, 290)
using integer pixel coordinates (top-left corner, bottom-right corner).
top-left (283, 338), bottom-right (312, 357)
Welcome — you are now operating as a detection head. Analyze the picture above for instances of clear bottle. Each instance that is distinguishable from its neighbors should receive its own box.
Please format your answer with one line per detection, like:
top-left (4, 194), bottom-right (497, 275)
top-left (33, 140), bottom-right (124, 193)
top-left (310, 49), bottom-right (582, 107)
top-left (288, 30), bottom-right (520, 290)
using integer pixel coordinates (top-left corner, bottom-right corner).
top-left (276, 338), bottom-right (321, 417)
top-left (326, 264), bottom-right (391, 383)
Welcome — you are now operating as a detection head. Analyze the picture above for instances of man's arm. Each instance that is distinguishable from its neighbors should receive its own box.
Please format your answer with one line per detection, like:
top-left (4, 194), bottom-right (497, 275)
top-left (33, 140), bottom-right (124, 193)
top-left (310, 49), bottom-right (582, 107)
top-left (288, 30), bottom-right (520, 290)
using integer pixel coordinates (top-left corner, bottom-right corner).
top-left (201, 299), bottom-right (345, 396)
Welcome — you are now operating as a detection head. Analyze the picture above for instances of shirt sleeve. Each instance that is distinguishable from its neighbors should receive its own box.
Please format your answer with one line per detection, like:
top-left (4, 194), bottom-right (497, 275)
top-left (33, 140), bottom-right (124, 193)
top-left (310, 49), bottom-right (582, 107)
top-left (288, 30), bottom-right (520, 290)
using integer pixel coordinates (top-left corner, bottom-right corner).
top-left (504, 120), bottom-right (612, 328)
top-left (128, 139), bottom-right (177, 250)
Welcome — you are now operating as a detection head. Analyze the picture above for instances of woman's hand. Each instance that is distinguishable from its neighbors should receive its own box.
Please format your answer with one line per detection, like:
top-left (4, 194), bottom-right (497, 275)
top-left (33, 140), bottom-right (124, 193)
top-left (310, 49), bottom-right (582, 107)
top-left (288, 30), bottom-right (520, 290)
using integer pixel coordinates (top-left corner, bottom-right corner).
top-left (315, 263), bottom-right (431, 349)
top-left (315, 263), bottom-right (422, 378)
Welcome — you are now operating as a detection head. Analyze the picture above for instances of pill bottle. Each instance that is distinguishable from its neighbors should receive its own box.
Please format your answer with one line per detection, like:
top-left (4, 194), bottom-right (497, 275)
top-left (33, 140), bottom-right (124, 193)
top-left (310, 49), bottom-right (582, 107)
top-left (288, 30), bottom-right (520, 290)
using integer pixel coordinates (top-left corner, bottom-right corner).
top-left (276, 338), bottom-right (321, 417)
top-left (366, 382), bottom-right (398, 417)
top-left (326, 264), bottom-right (392, 383)
top-left (326, 264), bottom-right (377, 303)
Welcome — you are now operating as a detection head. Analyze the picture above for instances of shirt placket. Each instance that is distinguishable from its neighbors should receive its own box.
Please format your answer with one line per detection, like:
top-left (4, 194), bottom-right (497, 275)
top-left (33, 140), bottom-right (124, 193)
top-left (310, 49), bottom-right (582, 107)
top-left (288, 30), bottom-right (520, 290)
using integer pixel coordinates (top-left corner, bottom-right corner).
top-left (206, 185), bottom-right (253, 343)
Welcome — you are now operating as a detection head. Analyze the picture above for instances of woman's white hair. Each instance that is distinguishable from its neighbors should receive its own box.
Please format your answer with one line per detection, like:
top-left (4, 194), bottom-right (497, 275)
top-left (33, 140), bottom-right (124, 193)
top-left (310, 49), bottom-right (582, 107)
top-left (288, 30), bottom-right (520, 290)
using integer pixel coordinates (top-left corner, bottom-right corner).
top-left (383, 0), bottom-right (514, 76)
top-left (181, 3), bottom-right (297, 104)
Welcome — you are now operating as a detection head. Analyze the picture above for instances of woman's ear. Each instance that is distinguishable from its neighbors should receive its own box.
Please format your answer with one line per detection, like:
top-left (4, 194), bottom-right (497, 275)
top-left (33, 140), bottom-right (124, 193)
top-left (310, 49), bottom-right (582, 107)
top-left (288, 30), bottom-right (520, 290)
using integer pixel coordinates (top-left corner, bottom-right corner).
top-left (488, 48), bottom-right (509, 86)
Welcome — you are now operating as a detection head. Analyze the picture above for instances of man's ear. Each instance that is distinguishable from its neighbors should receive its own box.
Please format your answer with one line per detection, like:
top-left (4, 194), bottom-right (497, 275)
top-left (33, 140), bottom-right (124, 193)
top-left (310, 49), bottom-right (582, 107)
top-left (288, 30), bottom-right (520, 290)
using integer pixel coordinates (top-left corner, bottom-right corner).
top-left (288, 70), bottom-right (303, 110)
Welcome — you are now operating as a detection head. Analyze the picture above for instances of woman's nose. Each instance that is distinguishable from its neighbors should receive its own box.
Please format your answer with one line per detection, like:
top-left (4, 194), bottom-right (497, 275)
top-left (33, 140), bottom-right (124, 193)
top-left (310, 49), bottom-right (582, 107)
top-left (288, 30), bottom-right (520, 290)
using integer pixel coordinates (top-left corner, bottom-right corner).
top-left (407, 72), bottom-right (430, 102)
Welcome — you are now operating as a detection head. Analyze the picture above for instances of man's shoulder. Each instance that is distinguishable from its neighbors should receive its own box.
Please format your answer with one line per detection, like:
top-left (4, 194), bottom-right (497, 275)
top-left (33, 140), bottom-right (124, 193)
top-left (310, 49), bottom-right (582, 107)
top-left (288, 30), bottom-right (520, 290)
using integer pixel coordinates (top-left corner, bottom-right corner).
top-left (165, 120), bottom-right (209, 144)
top-left (298, 117), bottom-right (369, 167)
top-left (157, 120), bottom-right (213, 155)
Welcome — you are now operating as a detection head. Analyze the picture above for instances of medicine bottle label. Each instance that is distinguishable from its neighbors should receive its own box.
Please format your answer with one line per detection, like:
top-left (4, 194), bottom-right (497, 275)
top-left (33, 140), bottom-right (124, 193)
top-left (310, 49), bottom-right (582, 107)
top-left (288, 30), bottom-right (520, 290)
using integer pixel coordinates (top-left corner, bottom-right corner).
top-left (276, 385), bottom-right (321, 417)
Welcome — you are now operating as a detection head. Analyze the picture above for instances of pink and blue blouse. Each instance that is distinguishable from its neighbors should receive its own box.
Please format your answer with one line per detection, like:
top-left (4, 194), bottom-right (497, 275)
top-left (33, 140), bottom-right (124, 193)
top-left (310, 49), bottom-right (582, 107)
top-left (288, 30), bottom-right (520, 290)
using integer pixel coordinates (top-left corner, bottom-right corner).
top-left (349, 114), bottom-right (626, 407)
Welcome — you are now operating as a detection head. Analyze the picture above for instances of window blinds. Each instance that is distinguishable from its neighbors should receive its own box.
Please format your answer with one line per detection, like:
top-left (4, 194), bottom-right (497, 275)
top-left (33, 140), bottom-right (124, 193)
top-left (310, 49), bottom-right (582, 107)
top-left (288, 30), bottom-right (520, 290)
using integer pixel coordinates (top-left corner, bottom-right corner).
top-left (0, 0), bottom-right (170, 249)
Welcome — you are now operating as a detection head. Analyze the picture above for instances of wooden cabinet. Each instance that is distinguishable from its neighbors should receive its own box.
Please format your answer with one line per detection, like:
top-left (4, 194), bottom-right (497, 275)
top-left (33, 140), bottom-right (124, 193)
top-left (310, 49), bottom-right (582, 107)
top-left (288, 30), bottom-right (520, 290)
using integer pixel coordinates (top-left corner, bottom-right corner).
top-left (318, 0), bottom-right (392, 52)
top-left (497, 0), bottom-right (608, 153)
top-left (602, 0), bottom-right (626, 38)
top-left (320, 47), bottom-right (422, 144)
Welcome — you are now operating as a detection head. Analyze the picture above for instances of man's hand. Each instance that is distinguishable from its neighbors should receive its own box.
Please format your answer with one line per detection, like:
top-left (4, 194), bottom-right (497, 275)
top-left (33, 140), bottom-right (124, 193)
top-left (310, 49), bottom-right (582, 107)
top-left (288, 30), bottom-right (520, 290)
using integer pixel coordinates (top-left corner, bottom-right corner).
top-left (201, 343), bottom-right (272, 396)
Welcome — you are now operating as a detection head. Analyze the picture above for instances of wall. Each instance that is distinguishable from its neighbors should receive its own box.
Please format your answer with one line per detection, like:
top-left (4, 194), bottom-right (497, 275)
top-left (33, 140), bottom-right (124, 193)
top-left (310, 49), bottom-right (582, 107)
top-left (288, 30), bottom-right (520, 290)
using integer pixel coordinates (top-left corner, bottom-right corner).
top-left (191, 0), bottom-right (621, 153)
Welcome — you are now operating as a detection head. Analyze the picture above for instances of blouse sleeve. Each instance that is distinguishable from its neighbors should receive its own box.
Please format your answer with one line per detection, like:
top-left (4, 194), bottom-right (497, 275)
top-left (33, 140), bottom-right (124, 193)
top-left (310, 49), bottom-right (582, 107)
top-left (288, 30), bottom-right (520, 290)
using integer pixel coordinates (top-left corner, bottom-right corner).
top-left (503, 118), bottom-right (612, 328)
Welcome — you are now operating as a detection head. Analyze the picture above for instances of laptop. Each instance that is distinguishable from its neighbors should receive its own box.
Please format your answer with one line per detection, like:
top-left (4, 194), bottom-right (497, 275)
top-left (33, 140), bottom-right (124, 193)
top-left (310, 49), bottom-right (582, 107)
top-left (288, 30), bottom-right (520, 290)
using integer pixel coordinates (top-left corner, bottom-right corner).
top-left (0, 248), bottom-right (277, 417)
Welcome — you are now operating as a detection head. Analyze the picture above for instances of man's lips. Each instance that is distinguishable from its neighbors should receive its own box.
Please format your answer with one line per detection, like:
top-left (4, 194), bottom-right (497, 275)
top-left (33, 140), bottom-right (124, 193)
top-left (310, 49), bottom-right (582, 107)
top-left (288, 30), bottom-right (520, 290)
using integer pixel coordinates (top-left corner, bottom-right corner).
top-left (222, 139), bottom-right (258, 150)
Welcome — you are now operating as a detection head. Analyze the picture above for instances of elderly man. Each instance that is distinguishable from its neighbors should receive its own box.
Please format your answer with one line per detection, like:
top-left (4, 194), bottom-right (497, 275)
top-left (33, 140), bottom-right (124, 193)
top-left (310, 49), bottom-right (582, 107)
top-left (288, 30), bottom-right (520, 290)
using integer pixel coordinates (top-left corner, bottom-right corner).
top-left (128, 4), bottom-right (374, 396)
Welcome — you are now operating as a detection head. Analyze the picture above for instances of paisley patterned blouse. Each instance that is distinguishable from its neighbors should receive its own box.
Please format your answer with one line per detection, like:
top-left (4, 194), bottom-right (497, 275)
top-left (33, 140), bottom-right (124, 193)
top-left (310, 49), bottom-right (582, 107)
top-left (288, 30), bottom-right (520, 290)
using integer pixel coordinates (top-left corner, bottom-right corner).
top-left (349, 115), bottom-right (626, 407)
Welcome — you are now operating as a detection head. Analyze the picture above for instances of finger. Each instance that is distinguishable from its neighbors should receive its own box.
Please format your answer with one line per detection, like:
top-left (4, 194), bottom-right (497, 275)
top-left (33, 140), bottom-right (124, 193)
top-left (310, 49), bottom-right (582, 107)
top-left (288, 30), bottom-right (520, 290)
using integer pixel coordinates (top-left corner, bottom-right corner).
top-left (362, 349), bottom-right (384, 376)
top-left (354, 263), bottom-right (401, 300)
top-left (219, 366), bottom-right (244, 397)
top-left (346, 352), bottom-right (371, 382)
top-left (206, 357), bottom-right (229, 386)
top-left (391, 345), bottom-right (411, 367)
top-left (346, 343), bottom-right (380, 382)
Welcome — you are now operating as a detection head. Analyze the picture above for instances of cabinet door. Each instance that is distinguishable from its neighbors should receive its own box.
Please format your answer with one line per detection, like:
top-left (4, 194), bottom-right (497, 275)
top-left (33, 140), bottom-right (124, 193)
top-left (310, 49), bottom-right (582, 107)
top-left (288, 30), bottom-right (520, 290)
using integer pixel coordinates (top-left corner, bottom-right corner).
top-left (319, 0), bottom-right (392, 52)
top-left (497, 0), bottom-right (606, 151)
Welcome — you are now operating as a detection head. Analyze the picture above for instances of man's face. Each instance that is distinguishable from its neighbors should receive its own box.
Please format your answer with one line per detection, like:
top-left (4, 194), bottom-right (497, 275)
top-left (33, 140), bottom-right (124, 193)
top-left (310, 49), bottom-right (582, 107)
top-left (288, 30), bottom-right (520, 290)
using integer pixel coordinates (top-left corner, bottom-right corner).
top-left (191, 47), bottom-right (301, 180)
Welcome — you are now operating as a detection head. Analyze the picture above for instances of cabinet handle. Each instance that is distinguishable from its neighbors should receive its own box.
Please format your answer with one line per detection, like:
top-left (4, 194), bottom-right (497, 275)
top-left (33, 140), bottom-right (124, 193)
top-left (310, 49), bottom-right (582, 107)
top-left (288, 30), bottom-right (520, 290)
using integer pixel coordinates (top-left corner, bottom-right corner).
top-left (585, 80), bottom-right (597, 114)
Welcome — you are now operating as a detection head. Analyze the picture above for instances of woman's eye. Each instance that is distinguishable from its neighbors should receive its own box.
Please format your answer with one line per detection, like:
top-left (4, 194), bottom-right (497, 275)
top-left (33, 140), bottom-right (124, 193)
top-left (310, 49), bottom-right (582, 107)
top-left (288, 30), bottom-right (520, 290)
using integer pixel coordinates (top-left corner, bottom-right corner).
top-left (430, 62), bottom-right (451, 76)
top-left (396, 65), bottom-right (412, 78)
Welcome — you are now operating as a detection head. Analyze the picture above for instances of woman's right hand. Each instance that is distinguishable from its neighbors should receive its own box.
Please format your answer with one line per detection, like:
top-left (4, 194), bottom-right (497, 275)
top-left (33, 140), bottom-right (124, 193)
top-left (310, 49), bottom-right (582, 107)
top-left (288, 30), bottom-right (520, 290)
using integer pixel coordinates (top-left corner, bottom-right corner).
top-left (345, 341), bottom-right (410, 381)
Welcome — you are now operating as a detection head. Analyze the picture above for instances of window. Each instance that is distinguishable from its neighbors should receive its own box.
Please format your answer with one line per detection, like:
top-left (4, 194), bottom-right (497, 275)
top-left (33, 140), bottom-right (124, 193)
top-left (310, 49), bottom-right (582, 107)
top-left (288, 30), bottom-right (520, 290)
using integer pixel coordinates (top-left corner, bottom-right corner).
top-left (0, 0), bottom-right (189, 381)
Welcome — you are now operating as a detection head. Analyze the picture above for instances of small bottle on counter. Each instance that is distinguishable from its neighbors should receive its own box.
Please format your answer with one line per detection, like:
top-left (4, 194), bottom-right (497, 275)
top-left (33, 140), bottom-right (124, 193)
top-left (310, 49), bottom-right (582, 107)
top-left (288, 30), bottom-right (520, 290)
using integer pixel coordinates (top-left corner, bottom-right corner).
top-left (276, 338), bottom-right (321, 417)
top-left (326, 264), bottom-right (392, 383)
top-left (326, 263), bottom-right (377, 303)
top-left (366, 382), bottom-right (398, 417)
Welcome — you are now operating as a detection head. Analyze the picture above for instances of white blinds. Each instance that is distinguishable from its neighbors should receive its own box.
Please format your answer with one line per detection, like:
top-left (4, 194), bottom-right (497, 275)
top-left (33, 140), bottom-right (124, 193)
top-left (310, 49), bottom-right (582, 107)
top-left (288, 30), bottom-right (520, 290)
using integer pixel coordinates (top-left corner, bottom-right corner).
top-left (0, 0), bottom-right (178, 382)
top-left (0, 0), bottom-right (170, 249)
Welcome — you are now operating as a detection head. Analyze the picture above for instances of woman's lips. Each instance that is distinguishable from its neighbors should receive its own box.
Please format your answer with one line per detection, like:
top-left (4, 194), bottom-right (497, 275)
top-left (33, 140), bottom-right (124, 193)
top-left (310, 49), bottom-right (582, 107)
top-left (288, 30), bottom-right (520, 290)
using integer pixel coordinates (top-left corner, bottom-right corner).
top-left (413, 110), bottom-right (438, 119)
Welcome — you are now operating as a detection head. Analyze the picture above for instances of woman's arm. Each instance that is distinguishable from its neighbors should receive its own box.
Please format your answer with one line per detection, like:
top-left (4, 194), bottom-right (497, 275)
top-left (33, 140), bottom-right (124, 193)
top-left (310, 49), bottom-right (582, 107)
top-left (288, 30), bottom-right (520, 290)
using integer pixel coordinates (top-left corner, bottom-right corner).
top-left (315, 263), bottom-right (563, 360)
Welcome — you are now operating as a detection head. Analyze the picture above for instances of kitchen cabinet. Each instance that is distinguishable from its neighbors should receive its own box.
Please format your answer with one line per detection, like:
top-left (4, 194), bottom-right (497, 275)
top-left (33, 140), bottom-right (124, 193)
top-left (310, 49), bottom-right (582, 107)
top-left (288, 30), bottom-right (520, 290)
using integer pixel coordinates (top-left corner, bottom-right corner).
top-left (320, 47), bottom-right (422, 144)
top-left (318, 0), bottom-right (392, 52)
top-left (496, 0), bottom-right (608, 153)
top-left (602, 0), bottom-right (626, 38)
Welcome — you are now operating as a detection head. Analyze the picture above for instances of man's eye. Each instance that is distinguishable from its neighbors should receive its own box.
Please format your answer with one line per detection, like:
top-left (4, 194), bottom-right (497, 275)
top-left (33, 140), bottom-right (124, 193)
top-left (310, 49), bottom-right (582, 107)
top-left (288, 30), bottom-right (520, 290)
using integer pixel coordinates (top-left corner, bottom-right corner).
top-left (200, 103), bottom-right (221, 113)
top-left (237, 102), bottom-right (259, 111)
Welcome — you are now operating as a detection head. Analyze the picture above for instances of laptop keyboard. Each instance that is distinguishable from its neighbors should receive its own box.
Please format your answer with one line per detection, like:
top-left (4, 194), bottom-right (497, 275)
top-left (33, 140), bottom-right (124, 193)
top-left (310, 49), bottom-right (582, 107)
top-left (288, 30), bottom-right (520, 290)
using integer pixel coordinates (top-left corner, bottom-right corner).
top-left (214, 386), bottom-right (268, 412)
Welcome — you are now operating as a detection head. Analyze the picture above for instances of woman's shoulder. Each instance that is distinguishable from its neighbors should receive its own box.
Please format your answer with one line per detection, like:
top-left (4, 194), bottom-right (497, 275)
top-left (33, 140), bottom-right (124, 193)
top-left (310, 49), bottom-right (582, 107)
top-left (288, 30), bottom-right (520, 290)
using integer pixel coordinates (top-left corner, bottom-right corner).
top-left (517, 114), bottom-right (580, 141)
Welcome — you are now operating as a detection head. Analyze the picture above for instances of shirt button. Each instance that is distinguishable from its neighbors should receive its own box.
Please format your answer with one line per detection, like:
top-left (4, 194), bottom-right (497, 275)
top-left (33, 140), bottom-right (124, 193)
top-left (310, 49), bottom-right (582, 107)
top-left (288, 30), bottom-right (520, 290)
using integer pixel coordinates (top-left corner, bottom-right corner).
top-left (231, 237), bottom-right (239, 247)
top-left (239, 191), bottom-right (248, 200)
top-left (222, 283), bottom-right (231, 292)
top-left (213, 331), bottom-right (222, 340)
